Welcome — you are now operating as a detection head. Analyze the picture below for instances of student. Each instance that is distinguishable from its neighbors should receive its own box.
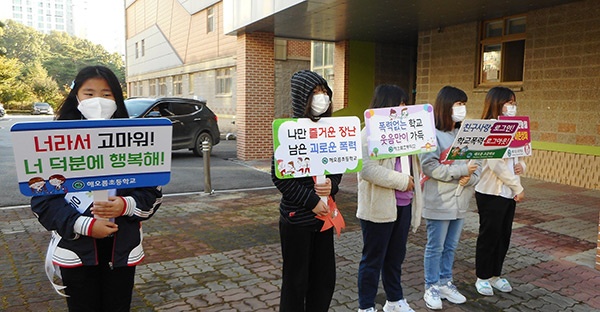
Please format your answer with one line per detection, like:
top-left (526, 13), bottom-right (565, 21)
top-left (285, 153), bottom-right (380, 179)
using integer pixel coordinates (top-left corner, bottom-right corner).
top-left (420, 86), bottom-right (480, 310)
top-left (356, 84), bottom-right (421, 312)
top-left (31, 65), bottom-right (163, 311)
top-left (271, 70), bottom-right (342, 312)
top-left (474, 86), bottom-right (525, 296)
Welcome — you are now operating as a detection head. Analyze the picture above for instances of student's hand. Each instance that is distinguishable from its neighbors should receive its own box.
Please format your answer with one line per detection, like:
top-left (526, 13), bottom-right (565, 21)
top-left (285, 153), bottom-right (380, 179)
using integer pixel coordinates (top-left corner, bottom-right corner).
top-left (514, 163), bottom-right (523, 175)
top-left (459, 176), bottom-right (470, 186)
top-left (404, 176), bottom-right (414, 191)
top-left (314, 178), bottom-right (332, 197)
top-left (90, 219), bottom-right (118, 238)
top-left (91, 196), bottom-right (125, 219)
top-left (467, 164), bottom-right (479, 175)
top-left (514, 191), bottom-right (524, 202)
top-left (312, 200), bottom-right (329, 217)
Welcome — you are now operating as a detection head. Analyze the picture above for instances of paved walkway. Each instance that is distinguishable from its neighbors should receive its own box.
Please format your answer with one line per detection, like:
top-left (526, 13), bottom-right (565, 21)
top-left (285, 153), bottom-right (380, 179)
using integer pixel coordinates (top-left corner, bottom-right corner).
top-left (1, 162), bottom-right (599, 311)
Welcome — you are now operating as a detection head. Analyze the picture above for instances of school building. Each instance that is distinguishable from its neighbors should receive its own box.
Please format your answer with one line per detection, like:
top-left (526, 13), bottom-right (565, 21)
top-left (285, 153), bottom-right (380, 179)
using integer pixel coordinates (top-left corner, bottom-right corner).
top-left (124, 0), bottom-right (599, 192)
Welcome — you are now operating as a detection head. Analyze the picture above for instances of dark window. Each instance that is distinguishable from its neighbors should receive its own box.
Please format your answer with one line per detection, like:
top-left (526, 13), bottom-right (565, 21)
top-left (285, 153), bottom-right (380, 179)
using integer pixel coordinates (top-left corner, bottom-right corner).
top-left (479, 15), bottom-right (526, 85)
top-left (170, 103), bottom-right (199, 116)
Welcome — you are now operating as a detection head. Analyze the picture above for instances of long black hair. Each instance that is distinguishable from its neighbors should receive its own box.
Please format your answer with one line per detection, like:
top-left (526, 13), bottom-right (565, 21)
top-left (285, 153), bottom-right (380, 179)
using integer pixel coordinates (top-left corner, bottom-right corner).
top-left (56, 66), bottom-right (128, 120)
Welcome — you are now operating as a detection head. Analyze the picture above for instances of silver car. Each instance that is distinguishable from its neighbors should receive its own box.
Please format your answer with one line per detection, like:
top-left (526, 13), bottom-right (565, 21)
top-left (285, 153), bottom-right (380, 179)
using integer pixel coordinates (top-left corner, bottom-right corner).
top-left (31, 102), bottom-right (54, 115)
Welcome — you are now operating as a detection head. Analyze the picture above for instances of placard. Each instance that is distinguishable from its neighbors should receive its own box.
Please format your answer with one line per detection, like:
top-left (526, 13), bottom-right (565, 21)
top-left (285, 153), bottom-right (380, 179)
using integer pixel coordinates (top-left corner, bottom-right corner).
top-left (364, 104), bottom-right (437, 159)
top-left (272, 116), bottom-right (362, 179)
top-left (445, 119), bottom-right (520, 160)
top-left (499, 116), bottom-right (532, 157)
top-left (11, 118), bottom-right (172, 196)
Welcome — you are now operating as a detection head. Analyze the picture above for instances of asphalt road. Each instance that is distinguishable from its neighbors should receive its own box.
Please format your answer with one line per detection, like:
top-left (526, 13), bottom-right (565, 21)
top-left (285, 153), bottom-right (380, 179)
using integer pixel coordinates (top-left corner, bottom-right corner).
top-left (0, 115), bottom-right (273, 207)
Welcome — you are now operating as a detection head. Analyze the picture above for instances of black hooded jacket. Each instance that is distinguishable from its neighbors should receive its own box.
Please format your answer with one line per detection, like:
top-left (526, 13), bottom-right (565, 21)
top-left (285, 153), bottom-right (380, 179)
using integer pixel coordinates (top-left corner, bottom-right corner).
top-left (271, 70), bottom-right (342, 229)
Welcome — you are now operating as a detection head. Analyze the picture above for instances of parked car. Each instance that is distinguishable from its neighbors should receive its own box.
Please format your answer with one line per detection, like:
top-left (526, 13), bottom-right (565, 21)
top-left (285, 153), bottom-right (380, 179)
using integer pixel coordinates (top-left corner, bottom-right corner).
top-left (0, 103), bottom-right (5, 117)
top-left (124, 97), bottom-right (220, 156)
top-left (31, 102), bottom-right (54, 115)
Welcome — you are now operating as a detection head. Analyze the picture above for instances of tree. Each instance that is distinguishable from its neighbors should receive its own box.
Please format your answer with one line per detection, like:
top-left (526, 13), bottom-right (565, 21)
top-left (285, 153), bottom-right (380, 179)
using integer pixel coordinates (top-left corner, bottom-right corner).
top-left (0, 20), bottom-right (126, 106)
top-left (44, 31), bottom-right (125, 91)
top-left (23, 61), bottom-right (62, 105)
top-left (0, 56), bottom-right (34, 106)
top-left (0, 20), bottom-right (46, 64)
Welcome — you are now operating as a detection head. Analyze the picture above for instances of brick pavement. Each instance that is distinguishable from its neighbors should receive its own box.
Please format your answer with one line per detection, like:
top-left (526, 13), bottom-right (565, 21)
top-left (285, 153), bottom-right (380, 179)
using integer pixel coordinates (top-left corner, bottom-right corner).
top-left (1, 167), bottom-right (599, 311)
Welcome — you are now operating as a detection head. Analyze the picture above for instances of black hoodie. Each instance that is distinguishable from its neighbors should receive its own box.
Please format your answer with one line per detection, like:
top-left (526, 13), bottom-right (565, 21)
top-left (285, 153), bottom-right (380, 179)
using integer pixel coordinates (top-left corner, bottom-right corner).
top-left (271, 70), bottom-right (342, 228)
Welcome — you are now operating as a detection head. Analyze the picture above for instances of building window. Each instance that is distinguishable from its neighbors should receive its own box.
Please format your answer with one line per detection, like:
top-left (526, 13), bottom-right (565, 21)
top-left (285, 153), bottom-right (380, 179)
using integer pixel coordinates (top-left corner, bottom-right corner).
top-left (216, 68), bottom-right (232, 96)
top-left (150, 79), bottom-right (157, 97)
top-left (141, 39), bottom-right (145, 57)
top-left (207, 6), bottom-right (214, 33)
top-left (479, 15), bottom-right (526, 85)
top-left (189, 73), bottom-right (195, 94)
top-left (311, 41), bottom-right (334, 89)
top-left (173, 75), bottom-right (183, 96)
top-left (159, 78), bottom-right (167, 96)
top-left (135, 42), bottom-right (139, 59)
top-left (138, 81), bottom-right (143, 96)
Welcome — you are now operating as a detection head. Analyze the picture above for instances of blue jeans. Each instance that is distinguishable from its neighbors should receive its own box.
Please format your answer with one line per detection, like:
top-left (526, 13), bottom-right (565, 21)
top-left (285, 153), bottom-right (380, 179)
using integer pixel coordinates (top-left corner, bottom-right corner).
top-left (358, 204), bottom-right (411, 309)
top-left (423, 218), bottom-right (464, 288)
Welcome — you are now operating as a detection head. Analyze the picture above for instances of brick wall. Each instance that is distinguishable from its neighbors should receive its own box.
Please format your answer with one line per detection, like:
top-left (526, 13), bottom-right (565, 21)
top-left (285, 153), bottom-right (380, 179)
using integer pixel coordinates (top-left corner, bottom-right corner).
top-left (236, 32), bottom-right (275, 160)
top-left (375, 43), bottom-right (416, 104)
top-left (415, 0), bottom-right (600, 190)
top-left (523, 0), bottom-right (600, 146)
top-left (333, 41), bottom-right (349, 111)
top-left (287, 40), bottom-right (311, 59)
top-left (597, 217), bottom-right (600, 270)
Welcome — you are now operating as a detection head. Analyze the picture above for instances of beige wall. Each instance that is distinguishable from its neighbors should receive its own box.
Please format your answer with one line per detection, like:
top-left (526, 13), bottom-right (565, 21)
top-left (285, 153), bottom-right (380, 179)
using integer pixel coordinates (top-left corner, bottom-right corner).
top-left (416, 0), bottom-right (600, 190)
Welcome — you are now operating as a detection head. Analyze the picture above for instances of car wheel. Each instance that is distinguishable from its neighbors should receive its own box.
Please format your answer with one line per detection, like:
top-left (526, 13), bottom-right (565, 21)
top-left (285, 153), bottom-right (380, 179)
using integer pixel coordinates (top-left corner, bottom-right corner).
top-left (192, 132), bottom-right (213, 157)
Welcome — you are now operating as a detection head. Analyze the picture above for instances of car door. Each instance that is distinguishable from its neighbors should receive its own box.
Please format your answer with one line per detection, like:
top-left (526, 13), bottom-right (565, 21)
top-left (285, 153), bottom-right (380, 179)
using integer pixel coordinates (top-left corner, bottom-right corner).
top-left (167, 101), bottom-right (199, 149)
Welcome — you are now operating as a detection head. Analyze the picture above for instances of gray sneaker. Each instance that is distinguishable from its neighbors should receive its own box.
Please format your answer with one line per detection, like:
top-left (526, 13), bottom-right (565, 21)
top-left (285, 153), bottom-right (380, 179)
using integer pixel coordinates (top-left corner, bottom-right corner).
top-left (423, 285), bottom-right (442, 310)
top-left (438, 281), bottom-right (467, 304)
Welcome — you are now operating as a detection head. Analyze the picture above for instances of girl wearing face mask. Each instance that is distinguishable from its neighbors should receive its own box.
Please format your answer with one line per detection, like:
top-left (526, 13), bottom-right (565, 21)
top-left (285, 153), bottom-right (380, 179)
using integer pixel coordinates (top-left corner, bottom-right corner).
top-left (31, 66), bottom-right (162, 311)
top-left (420, 86), bottom-right (481, 310)
top-left (473, 86), bottom-right (525, 297)
top-left (356, 85), bottom-right (420, 312)
top-left (271, 70), bottom-right (342, 312)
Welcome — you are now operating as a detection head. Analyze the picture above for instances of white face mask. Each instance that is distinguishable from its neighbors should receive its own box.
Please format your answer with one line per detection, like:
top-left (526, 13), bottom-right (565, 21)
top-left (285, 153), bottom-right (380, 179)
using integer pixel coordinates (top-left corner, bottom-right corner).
top-left (452, 105), bottom-right (467, 122)
top-left (77, 97), bottom-right (117, 120)
top-left (503, 104), bottom-right (517, 117)
top-left (311, 93), bottom-right (330, 116)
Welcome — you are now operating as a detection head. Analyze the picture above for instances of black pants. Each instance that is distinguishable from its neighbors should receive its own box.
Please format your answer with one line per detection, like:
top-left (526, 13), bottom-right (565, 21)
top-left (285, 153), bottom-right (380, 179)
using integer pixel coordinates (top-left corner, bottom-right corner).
top-left (279, 221), bottom-right (336, 312)
top-left (60, 237), bottom-right (136, 312)
top-left (475, 192), bottom-right (516, 279)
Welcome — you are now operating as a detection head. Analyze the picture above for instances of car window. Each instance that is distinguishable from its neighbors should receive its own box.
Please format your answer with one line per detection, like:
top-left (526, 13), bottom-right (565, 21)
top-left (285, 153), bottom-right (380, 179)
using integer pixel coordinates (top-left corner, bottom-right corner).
top-left (170, 103), bottom-right (200, 116)
top-left (124, 99), bottom-right (155, 117)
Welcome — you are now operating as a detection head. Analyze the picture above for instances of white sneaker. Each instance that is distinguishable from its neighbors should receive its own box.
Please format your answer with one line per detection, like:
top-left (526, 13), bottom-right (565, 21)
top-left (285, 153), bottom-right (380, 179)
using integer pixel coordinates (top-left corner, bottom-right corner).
top-left (438, 281), bottom-right (467, 304)
top-left (423, 285), bottom-right (443, 310)
top-left (475, 278), bottom-right (494, 296)
top-left (383, 299), bottom-right (415, 312)
top-left (358, 308), bottom-right (377, 312)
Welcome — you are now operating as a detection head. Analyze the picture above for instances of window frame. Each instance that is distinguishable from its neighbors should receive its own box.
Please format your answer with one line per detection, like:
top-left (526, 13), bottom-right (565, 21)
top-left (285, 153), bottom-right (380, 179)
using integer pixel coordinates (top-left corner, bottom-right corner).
top-left (173, 75), bottom-right (183, 96)
top-left (159, 78), bottom-right (167, 96)
top-left (188, 73), bottom-right (195, 95)
top-left (216, 67), bottom-right (233, 97)
top-left (311, 41), bottom-right (335, 90)
top-left (477, 14), bottom-right (526, 87)
top-left (207, 6), bottom-right (215, 33)
top-left (149, 79), bottom-right (157, 97)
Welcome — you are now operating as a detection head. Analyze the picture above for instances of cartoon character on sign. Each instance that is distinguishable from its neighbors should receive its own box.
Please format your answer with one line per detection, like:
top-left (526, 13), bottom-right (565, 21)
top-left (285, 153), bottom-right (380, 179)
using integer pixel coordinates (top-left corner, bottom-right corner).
top-left (28, 177), bottom-right (48, 194)
top-left (400, 107), bottom-right (409, 120)
top-left (297, 157), bottom-right (311, 175)
top-left (389, 108), bottom-right (397, 120)
top-left (277, 159), bottom-right (296, 177)
top-left (48, 174), bottom-right (68, 193)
